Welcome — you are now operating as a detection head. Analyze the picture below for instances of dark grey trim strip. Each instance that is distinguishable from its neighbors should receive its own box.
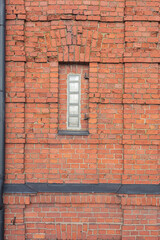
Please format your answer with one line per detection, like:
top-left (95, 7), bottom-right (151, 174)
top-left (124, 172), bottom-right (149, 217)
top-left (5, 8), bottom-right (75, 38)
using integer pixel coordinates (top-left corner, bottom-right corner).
top-left (0, 1), bottom-right (5, 239)
top-left (58, 130), bottom-right (89, 136)
top-left (4, 183), bottom-right (160, 195)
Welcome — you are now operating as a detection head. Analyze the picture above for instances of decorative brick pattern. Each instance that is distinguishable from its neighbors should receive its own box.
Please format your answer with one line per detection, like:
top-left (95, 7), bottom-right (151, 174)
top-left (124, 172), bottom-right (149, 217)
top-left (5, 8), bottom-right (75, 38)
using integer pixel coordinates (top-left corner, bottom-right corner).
top-left (4, 194), bottom-right (160, 240)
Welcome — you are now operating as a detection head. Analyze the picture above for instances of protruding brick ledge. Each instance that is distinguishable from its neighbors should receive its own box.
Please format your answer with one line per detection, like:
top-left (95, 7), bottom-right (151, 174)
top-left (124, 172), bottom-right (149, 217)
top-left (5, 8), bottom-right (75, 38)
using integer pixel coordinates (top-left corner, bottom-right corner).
top-left (4, 183), bottom-right (160, 195)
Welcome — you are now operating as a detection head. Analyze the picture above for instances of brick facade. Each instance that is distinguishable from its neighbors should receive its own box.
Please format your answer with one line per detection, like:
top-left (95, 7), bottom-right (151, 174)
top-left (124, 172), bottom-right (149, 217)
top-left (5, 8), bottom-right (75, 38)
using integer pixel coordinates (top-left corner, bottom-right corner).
top-left (4, 0), bottom-right (160, 239)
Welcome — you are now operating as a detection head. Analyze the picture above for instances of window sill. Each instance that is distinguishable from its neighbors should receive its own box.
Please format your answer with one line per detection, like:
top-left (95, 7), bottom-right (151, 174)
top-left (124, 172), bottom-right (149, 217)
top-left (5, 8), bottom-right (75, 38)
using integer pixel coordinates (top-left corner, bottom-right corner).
top-left (58, 130), bottom-right (89, 136)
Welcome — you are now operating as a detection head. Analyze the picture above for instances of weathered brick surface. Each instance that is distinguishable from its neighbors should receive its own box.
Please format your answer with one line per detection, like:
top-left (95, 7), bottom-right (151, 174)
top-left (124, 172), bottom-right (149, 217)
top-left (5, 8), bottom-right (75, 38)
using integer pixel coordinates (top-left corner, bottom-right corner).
top-left (4, 193), bottom-right (160, 240)
top-left (25, 0), bottom-right (125, 22)
top-left (6, 0), bottom-right (26, 20)
top-left (25, 21), bottom-right (124, 63)
top-left (124, 63), bottom-right (159, 104)
top-left (124, 21), bottom-right (160, 62)
top-left (123, 145), bottom-right (159, 184)
top-left (6, 62), bottom-right (25, 103)
top-left (125, 0), bottom-right (160, 21)
top-left (97, 104), bottom-right (123, 143)
top-left (5, 103), bottom-right (25, 144)
top-left (123, 104), bottom-right (160, 145)
top-left (6, 20), bottom-right (25, 62)
top-left (98, 144), bottom-right (123, 183)
top-left (5, 144), bottom-right (25, 184)
top-left (122, 207), bottom-right (159, 239)
top-left (25, 144), bottom-right (50, 183)
top-left (4, 0), bottom-right (160, 239)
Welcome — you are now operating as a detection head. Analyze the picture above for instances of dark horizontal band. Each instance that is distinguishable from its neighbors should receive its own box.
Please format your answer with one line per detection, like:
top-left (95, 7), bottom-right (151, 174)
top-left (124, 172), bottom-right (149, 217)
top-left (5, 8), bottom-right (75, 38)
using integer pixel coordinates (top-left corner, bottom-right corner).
top-left (58, 130), bottom-right (89, 136)
top-left (4, 183), bottom-right (160, 195)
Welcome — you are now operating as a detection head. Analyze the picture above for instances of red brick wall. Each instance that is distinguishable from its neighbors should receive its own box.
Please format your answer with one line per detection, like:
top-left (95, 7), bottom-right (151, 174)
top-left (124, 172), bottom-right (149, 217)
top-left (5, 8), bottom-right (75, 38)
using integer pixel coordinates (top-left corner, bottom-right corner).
top-left (4, 0), bottom-right (160, 239)
top-left (4, 194), bottom-right (160, 240)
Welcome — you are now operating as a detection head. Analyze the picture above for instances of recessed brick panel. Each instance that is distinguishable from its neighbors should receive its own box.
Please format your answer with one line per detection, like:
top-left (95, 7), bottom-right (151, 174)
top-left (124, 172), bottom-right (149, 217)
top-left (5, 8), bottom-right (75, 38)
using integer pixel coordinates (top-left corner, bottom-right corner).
top-left (25, 144), bottom-right (50, 183)
top-left (5, 62), bottom-right (25, 103)
top-left (25, 202), bottom-right (122, 239)
top-left (5, 103), bottom-right (25, 143)
top-left (49, 144), bottom-right (98, 184)
top-left (25, 103), bottom-right (50, 143)
top-left (124, 63), bottom-right (159, 104)
top-left (5, 144), bottom-right (25, 184)
top-left (123, 145), bottom-right (159, 184)
top-left (123, 104), bottom-right (160, 145)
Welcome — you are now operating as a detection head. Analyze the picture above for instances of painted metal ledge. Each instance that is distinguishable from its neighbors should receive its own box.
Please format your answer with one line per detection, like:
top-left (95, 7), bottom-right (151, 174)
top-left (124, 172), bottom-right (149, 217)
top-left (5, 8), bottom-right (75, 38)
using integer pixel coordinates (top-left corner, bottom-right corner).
top-left (4, 183), bottom-right (160, 195)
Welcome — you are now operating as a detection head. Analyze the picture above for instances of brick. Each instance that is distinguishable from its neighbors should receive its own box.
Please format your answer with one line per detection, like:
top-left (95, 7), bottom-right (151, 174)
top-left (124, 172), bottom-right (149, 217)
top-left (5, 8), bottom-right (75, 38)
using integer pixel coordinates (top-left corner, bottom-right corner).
top-left (123, 145), bottom-right (159, 184)
top-left (24, 201), bottom-right (122, 239)
top-left (25, 104), bottom-right (50, 143)
top-left (98, 104), bottom-right (123, 144)
top-left (25, 62), bottom-right (58, 103)
top-left (5, 103), bottom-right (25, 144)
top-left (122, 207), bottom-right (159, 239)
top-left (5, 144), bottom-right (25, 184)
top-left (123, 104), bottom-right (160, 145)
top-left (124, 63), bottom-right (159, 104)
top-left (124, 21), bottom-right (160, 62)
top-left (6, 20), bottom-right (26, 62)
top-left (6, 62), bottom-right (25, 103)
top-left (49, 144), bottom-right (98, 184)
top-left (125, 0), bottom-right (160, 21)
top-left (25, 144), bottom-right (50, 183)
top-left (4, 0), bottom-right (160, 239)
top-left (98, 144), bottom-right (123, 183)
top-left (6, 0), bottom-right (26, 20)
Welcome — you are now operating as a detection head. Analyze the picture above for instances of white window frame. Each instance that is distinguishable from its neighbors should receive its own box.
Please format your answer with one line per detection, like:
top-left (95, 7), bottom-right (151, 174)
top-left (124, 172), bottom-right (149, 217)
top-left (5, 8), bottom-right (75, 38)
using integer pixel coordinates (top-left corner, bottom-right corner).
top-left (67, 74), bottom-right (81, 130)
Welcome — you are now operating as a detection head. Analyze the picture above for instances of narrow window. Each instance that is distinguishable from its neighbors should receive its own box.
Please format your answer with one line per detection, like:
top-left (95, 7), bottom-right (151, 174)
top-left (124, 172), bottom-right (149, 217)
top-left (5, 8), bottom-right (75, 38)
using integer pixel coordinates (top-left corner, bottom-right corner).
top-left (67, 74), bottom-right (81, 130)
top-left (58, 63), bottom-right (89, 135)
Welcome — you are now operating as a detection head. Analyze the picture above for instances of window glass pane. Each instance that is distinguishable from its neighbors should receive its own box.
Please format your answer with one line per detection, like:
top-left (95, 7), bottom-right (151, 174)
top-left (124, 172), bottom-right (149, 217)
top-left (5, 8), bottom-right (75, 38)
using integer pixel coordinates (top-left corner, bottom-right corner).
top-left (68, 117), bottom-right (79, 127)
top-left (67, 74), bottom-right (81, 129)
top-left (69, 82), bottom-right (79, 92)
top-left (69, 94), bottom-right (78, 104)
top-left (69, 105), bottom-right (79, 115)
top-left (69, 75), bottom-right (79, 81)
